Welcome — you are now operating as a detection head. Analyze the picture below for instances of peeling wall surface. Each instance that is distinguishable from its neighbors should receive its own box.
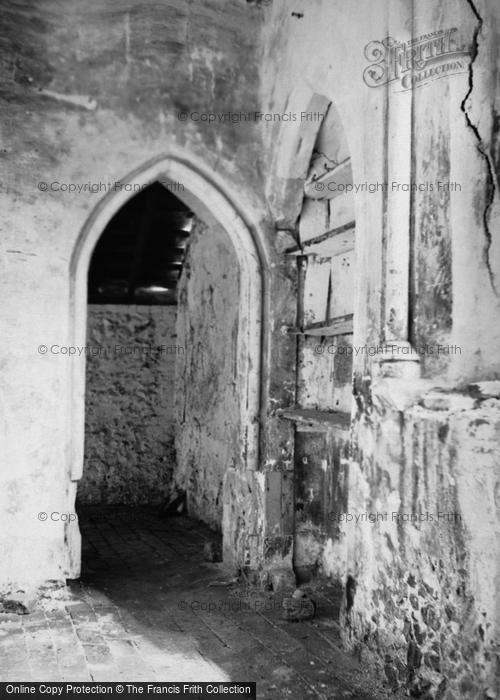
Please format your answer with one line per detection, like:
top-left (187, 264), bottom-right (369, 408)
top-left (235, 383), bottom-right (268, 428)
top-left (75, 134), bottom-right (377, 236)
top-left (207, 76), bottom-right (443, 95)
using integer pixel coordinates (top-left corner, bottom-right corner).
top-left (79, 305), bottom-right (178, 505)
top-left (342, 388), bottom-right (500, 697)
top-left (174, 219), bottom-right (241, 531)
top-left (259, 0), bottom-right (500, 696)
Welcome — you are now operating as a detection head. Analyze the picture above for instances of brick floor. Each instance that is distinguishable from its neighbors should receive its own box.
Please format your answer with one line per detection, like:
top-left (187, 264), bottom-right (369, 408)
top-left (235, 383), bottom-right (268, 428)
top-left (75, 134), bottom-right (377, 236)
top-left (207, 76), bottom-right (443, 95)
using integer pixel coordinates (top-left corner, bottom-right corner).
top-left (0, 507), bottom-right (395, 698)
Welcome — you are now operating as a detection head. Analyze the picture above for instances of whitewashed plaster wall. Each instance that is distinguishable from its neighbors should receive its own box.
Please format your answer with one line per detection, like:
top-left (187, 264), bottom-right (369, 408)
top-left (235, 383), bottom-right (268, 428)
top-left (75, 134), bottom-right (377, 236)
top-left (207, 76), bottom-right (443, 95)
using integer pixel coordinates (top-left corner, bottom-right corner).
top-left (0, 0), bottom-right (269, 592)
top-left (173, 219), bottom-right (241, 530)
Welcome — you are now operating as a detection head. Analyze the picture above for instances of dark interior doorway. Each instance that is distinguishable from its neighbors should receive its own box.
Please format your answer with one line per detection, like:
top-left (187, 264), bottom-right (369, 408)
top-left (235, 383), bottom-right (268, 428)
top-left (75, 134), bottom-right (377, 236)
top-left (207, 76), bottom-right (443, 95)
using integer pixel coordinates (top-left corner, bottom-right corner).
top-left (77, 183), bottom-right (193, 509)
top-left (87, 181), bottom-right (193, 305)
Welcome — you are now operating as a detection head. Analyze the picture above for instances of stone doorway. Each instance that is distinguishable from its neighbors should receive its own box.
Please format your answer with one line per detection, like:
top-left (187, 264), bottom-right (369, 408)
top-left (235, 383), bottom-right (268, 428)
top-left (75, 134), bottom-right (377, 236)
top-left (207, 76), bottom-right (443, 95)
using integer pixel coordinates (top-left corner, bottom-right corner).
top-left (66, 156), bottom-right (268, 580)
top-left (79, 182), bottom-right (191, 508)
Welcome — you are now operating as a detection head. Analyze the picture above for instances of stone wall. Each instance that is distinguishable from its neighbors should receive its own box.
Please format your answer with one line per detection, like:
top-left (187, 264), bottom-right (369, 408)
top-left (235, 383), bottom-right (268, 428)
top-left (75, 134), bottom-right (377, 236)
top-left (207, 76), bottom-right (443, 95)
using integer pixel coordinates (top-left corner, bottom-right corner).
top-left (260, 0), bottom-right (500, 695)
top-left (342, 383), bottom-right (500, 697)
top-left (79, 305), bottom-right (178, 505)
top-left (173, 219), bottom-right (241, 530)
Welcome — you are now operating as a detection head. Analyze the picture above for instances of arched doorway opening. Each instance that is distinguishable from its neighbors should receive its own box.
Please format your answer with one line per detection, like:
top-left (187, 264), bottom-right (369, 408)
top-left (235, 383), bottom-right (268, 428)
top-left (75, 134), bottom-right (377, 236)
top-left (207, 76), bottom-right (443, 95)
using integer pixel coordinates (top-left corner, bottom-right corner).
top-left (65, 155), bottom-right (268, 578)
top-left (80, 182), bottom-right (191, 509)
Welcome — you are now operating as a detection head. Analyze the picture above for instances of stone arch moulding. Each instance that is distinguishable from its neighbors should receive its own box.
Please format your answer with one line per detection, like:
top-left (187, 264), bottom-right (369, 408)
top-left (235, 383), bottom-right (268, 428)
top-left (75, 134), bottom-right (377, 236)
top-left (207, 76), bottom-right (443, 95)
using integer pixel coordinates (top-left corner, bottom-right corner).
top-left (266, 86), bottom-right (331, 227)
top-left (66, 153), bottom-right (270, 574)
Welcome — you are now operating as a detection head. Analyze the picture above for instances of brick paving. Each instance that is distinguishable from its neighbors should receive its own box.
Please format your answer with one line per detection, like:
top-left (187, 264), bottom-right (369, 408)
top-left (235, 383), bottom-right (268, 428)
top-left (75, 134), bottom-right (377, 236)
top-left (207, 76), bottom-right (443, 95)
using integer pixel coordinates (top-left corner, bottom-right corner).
top-left (0, 507), bottom-right (393, 698)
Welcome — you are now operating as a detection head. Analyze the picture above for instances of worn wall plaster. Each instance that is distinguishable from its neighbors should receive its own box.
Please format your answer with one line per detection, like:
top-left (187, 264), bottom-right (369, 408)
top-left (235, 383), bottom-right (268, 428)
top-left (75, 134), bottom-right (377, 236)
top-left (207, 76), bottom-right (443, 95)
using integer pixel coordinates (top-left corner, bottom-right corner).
top-left (80, 305), bottom-right (178, 505)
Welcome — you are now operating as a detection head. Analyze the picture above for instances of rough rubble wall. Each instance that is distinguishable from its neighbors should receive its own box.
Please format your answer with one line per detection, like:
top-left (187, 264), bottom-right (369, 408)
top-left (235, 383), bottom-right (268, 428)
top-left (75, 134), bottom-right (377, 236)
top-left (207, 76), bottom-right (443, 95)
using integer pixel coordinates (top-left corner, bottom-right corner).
top-left (0, 0), bottom-right (268, 590)
top-left (173, 219), bottom-right (241, 531)
top-left (79, 305), bottom-right (178, 505)
top-left (342, 390), bottom-right (500, 697)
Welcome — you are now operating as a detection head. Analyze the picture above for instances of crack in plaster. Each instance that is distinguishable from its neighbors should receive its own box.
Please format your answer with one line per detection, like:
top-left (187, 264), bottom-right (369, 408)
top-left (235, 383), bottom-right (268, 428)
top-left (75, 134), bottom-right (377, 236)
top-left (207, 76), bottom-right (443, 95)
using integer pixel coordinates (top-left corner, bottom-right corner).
top-left (460, 0), bottom-right (499, 296)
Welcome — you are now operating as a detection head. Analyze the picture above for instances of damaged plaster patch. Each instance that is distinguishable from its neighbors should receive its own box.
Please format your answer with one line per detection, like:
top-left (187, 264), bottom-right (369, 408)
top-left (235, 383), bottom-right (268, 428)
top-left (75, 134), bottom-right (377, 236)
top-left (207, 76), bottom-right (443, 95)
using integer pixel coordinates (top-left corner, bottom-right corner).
top-left (36, 89), bottom-right (97, 111)
top-left (460, 0), bottom-right (499, 295)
